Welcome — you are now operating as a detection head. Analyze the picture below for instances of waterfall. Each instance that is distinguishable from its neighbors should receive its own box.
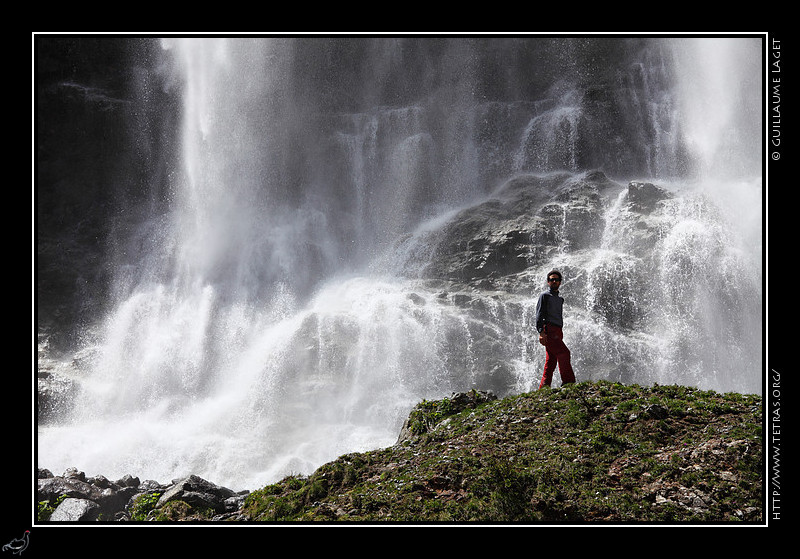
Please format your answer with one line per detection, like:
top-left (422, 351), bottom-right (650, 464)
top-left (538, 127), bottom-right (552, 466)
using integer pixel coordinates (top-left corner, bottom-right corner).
top-left (38, 36), bottom-right (763, 490)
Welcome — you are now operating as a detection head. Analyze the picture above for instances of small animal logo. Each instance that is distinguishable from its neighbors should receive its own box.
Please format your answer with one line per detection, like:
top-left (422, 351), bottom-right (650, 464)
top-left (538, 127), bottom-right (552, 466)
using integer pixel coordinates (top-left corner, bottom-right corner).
top-left (2, 531), bottom-right (29, 555)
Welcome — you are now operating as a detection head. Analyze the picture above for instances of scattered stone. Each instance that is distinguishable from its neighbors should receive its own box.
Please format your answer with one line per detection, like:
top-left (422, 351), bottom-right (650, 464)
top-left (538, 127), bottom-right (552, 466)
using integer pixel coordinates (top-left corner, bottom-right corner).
top-left (38, 469), bottom-right (245, 522)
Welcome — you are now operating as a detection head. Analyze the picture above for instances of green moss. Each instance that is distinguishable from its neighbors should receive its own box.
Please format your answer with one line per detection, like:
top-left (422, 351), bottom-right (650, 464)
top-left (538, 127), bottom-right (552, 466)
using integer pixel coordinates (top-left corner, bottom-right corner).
top-left (130, 492), bottom-right (162, 521)
top-left (407, 397), bottom-right (457, 435)
top-left (148, 500), bottom-right (215, 521)
top-left (37, 494), bottom-right (66, 521)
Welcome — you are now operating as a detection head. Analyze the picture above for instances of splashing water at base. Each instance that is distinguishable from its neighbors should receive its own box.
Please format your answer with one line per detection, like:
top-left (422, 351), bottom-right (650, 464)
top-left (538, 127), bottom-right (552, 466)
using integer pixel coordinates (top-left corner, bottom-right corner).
top-left (39, 275), bottom-right (540, 489)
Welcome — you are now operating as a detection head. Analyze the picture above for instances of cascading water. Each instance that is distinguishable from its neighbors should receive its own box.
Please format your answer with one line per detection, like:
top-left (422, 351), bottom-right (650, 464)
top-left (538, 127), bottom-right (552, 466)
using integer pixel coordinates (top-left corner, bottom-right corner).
top-left (37, 36), bottom-right (763, 491)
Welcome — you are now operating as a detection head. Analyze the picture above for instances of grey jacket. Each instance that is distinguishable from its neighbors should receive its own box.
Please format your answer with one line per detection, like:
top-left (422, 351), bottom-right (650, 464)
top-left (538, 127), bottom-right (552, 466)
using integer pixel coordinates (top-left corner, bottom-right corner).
top-left (535, 289), bottom-right (564, 332)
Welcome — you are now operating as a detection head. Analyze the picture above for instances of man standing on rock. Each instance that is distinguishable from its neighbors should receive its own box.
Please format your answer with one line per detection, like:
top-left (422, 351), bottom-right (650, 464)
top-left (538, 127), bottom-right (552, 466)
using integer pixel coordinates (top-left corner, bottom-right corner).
top-left (535, 270), bottom-right (576, 389)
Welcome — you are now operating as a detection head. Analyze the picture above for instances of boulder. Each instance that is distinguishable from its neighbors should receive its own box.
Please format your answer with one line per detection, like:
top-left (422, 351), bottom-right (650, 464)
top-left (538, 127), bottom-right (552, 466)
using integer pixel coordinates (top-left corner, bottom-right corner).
top-left (48, 498), bottom-right (100, 521)
top-left (156, 475), bottom-right (238, 514)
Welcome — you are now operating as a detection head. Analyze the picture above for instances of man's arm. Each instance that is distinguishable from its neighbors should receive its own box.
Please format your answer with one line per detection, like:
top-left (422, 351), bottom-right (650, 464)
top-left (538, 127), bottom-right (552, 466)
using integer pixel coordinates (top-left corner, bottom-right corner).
top-left (535, 293), bottom-right (548, 344)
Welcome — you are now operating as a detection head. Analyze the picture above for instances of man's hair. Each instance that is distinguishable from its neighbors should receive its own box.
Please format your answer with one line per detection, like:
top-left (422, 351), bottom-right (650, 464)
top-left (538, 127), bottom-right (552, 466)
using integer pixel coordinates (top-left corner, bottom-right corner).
top-left (547, 269), bottom-right (563, 280)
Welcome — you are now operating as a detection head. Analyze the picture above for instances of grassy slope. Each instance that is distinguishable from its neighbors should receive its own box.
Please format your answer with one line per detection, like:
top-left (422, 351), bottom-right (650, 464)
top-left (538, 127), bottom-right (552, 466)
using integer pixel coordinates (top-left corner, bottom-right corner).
top-left (237, 381), bottom-right (763, 524)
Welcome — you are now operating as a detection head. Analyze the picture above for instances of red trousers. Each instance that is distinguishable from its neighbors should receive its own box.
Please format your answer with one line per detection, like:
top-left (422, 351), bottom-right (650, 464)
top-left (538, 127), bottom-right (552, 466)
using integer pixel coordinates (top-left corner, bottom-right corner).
top-left (539, 325), bottom-right (575, 388)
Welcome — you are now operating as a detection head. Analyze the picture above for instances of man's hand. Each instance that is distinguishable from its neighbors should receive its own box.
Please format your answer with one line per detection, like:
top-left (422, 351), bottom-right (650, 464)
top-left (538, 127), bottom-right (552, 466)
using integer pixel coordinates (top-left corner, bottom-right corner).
top-left (538, 333), bottom-right (548, 346)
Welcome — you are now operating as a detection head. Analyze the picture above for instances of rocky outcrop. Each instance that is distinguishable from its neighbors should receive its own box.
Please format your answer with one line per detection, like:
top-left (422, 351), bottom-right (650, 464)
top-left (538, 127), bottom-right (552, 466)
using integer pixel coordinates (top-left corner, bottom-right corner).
top-left (386, 170), bottom-right (683, 389)
top-left (239, 382), bottom-right (763, 523)
top-left (413, 170), bottom-right (666, 293)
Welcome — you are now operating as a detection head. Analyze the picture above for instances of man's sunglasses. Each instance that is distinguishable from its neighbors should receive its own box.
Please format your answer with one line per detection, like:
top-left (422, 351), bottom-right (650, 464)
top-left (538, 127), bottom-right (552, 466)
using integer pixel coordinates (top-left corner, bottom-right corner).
top-left (547, 277), bottom-right (562, 283)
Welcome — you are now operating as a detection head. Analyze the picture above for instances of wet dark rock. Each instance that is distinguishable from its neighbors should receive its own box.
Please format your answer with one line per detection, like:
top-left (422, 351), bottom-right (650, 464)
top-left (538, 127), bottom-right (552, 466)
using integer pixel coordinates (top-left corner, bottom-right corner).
top-left (418, 171), bottom-right (624, 287)
top-left (626, 181), bottom-right (672, 212)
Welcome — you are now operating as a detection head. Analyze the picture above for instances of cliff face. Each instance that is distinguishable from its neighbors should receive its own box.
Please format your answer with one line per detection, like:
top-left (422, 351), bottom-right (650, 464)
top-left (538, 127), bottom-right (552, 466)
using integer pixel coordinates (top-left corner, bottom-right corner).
top-left (237, 381), bottom-right (762, 523)
top-left (36, 37), bottom-right (178, 354)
